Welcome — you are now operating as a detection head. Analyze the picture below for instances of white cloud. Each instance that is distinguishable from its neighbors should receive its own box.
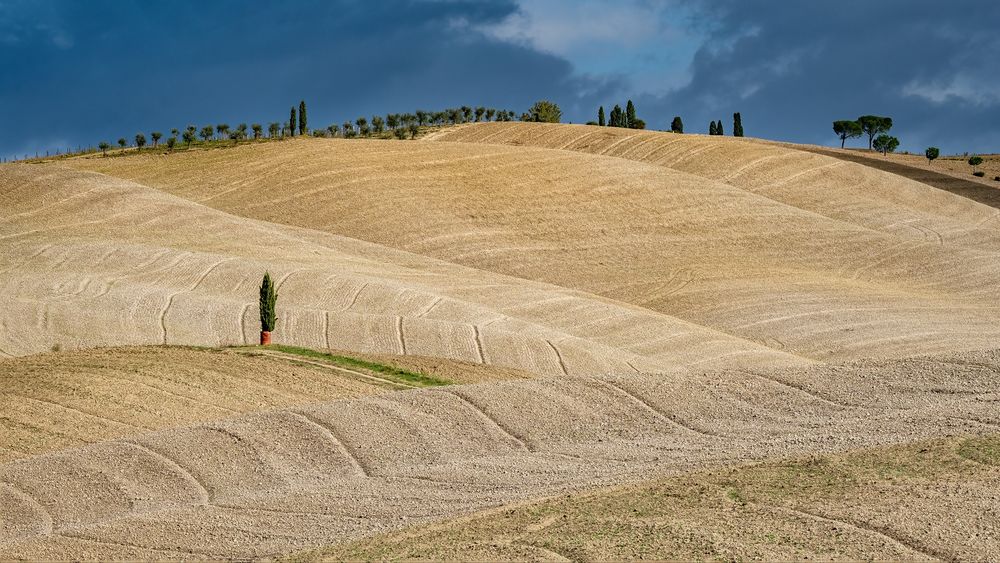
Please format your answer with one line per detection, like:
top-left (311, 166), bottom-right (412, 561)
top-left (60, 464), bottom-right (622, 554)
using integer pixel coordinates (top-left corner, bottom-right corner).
top-left (474, 0), bottom-right (706, 96)
top-left (902, 73), bottom-right (1000, 106)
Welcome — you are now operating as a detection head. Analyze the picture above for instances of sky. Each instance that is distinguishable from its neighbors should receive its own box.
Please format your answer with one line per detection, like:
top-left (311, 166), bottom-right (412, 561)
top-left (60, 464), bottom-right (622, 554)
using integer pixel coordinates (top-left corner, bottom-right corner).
top-left (1, 0), bottom-right (998, 160)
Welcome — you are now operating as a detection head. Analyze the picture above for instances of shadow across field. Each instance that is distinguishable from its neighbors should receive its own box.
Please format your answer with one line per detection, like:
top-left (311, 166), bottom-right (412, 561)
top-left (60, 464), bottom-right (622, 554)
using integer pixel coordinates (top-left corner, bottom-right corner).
top-left (796, 145), bottom-right (1000, 209)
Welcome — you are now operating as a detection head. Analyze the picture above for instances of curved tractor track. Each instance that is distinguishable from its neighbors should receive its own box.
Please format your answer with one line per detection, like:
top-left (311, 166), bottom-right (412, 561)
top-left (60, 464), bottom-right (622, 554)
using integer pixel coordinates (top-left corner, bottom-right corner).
top-left (71, 125), bottom-right (1000, 363)
top-left (2, 351), bottom-right (999, 559)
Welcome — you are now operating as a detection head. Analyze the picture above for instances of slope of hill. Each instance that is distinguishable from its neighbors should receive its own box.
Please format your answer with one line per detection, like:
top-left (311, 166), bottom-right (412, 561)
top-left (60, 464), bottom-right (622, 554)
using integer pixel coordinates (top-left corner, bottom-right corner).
top-left (2, 122), bottom-right (1000, 560)
top-left (0, 346), bottom-right (396, 464)
top-left (0, 163), bottom-right (802, 374)
top-left (777, 143), bottom-right (1000, 209)
top-left (302, 434), bottom-right (1000, 562)
top-left (2, 351), bottom-right (998, 559)
top-left (70, 128), bottom-right (1000, 362)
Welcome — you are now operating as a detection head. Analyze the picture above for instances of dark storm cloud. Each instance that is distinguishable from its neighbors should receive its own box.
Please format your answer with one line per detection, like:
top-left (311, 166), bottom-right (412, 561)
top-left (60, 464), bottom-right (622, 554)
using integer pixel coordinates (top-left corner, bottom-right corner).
top-left (635, 0), bottom-right (1000, 153)
top-left (0, 0), bottom-right (614, 159)
top-left (2, 0), bottom-right (997, 159)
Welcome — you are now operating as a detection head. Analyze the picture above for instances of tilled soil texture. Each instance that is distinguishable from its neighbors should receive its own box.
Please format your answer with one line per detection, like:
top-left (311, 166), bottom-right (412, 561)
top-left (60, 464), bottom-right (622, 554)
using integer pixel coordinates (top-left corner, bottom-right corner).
top-left (0, 346), bottom-right (428, 463)
top-left (0, 161), bottom-right (810, 376)
top-left (1, 350), bottom-right (998, 560)
top-left (783, 144), bottom-right (1000, 209)
top-left (300, 435), bottom-right (1000, 562)
top-left (71, 126), bottom-right (1000, 363)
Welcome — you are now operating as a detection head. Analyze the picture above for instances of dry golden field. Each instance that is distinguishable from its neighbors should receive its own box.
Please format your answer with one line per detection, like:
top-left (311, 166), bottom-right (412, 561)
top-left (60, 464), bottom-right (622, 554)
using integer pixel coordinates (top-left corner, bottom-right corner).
top-left (75, 126), bottom-right (1000, 361)
top-left (2, 122), bottom-right (999, 559)
top-left (841, 149), bottom-right (1000, 185)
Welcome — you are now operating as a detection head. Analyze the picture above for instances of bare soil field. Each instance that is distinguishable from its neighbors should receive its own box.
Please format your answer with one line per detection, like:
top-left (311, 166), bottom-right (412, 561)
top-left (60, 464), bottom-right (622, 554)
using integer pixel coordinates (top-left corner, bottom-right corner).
top-left (2, 122), bottom-right (999, 559)
top-left (1, 350), bottom-right (998, 559)
top-left (72, 127), bottom-right (1000, 362)
top-left (852, 149), bottom-right (1000, 185)
top-left (0, 161), bottom-right (809, 374)
top-left (777, 144), bottom-right (1000, 209)
top-left (0, 346), bottom-right (393, 463)
top-left (0, 345), bottom-right (523, 465)
top-left (300, 434), bottom-right (1000, 561)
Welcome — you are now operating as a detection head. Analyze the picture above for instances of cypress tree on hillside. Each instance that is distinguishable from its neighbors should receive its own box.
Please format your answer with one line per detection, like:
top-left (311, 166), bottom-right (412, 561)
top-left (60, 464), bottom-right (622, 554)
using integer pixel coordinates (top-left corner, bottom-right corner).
top-left (671, 116), bottom-right (684, 133)
top-left (611, 104), bottom-right (623, 127)
top-left (716, 120), bottom-right (723, 136)
top-left (259, 271), bottom-right (277, 341)
top-left (625, 100), bottom-right (636, 128)
top-left (709, 121), bottom-right (718, 135)
top-left (733, 112), bottom-right (744, 137)
top-left (298, 100), bottom-right (307, 135)
top-left (289, 107), bottom-right (297, 137)
top-left (598, 106), bottom-right (606, 126)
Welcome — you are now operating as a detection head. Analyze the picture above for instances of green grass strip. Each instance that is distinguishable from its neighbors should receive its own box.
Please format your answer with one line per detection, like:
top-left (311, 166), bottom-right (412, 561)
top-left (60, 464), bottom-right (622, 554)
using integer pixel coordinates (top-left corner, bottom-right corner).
top-left (262, 344), bottom-right (451, 387)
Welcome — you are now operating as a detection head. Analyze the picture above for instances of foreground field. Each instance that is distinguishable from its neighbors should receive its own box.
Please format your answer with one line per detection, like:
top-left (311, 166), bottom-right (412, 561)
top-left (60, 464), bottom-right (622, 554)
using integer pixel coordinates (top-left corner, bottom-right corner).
top-left (302, 435), bottom-right (1000, 561)
top-left (2, 350), bottom-right (998, 559)
top-left (0, 345), bottom-right (520, 464)
top-left (2, 122), bottom-right (999, 559)
top-left (0, 346), bottom-right (388, 463)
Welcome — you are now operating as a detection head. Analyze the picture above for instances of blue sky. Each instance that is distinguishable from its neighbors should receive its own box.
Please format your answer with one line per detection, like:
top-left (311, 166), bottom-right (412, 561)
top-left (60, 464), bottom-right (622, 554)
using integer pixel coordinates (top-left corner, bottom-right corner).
top-left (2, 0), bottom-right (998, 160)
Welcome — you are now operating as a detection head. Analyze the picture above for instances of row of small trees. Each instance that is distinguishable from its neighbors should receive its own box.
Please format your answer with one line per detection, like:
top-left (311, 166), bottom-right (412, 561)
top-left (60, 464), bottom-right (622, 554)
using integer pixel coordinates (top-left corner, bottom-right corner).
top-left (93, 100), bottom-right (529, 155)
top-left (98, 121), bottom-right (274, 155)
top-left (311, 105), bottom-right (521, 139)
top-left (590, 103), bottom-right (745, 137)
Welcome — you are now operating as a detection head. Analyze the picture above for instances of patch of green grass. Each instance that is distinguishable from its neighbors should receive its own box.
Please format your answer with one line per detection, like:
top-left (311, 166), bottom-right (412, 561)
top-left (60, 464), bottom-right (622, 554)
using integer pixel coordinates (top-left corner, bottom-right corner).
top-left (958, 435), bottom-right (1000, 466)
top-left (725, 487), bottom-right (746, 505)
top-left (260, 344), bottom-right (451, 387)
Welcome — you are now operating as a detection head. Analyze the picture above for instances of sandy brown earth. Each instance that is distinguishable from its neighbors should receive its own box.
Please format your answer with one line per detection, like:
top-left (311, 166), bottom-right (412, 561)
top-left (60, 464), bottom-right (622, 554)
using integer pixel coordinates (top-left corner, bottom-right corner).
top-left (1, 350), bottom-right (998, 559)
top-left (2, 123), bottom-right (999, 560)
top-left (72, 126), bottom-right (1000, 362)
top-left (0, 346), bottom-right (414, 463)
top-left (300, 435), bottom-right (1000, 561)
top-left (848, 149), bottom-right (1000, 185)
top-left (1, 158), bottom-right (808, 375)
top-left (777, 143), bottom-right (1000, 210)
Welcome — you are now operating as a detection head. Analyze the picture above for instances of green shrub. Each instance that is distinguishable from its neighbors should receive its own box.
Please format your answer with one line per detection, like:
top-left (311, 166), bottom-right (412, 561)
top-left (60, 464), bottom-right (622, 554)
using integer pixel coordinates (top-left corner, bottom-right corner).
top-left (525, 100), bottom-right (562, 123)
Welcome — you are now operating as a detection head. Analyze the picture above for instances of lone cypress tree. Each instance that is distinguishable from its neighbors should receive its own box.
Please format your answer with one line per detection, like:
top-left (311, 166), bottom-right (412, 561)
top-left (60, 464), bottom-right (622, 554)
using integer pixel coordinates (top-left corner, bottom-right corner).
top-left (259, 271), bottom-right (277, 344)
top-left (625, 100), bottom-right (636, 128)
top-left (671, 116), bottom-right (683, 133)
top-left (733, 112), bottom-right (744, 137)
top-left (298, 100), bottom-right (307, 135)
top-left (598, 106), bottom-right (606, 126)
top-left (289, 107), bottom-right (297, 137)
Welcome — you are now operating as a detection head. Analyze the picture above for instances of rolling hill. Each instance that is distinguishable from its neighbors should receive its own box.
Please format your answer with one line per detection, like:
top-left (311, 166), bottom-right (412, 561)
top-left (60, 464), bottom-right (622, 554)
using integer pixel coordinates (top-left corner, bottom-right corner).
top-left (2, 122), bottom-right (999, 559)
